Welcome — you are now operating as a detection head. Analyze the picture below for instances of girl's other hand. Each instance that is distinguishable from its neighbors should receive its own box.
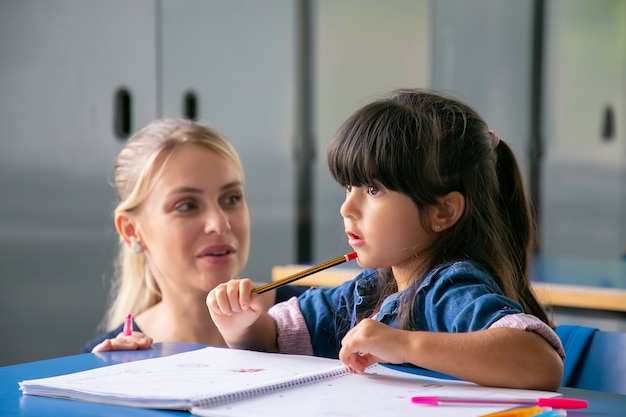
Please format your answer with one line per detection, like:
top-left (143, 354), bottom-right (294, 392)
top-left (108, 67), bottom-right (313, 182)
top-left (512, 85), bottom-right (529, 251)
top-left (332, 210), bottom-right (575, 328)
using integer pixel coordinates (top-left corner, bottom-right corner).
top-left (339, 319), bottom-right (408, 373)
top-left (91, 331), bottom-right (153, 353)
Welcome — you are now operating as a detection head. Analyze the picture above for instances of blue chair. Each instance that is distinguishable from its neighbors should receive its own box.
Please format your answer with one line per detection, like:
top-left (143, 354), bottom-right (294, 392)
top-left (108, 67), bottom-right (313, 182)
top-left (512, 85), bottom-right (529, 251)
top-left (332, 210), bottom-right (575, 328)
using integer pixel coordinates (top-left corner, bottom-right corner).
top-left (556, 325), bottom-right (626, 395)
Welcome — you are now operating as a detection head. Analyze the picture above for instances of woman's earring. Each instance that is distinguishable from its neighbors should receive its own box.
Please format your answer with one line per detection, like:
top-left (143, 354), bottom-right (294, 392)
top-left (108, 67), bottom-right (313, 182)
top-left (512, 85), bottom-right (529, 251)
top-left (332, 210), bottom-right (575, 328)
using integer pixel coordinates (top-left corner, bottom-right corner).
top-left (130, 240), bottom-right (143, 254)
top-left (433, 224), bottom-right (441, 231)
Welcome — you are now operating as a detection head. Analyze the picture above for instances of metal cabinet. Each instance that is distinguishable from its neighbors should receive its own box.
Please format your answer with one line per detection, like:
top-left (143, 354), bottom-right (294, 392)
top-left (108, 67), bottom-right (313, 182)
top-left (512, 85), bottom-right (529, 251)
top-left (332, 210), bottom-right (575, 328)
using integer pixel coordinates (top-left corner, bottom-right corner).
top-left (158, 0), bottom-right (297, 280)
top-left (0, 0), bottom-right (158, 366)
top-left (431, 0), bottom-right (535, 180)
top-left (312, 0), bottom-right (431, 263)
top-left (541, 0), bottom-right (626, 258)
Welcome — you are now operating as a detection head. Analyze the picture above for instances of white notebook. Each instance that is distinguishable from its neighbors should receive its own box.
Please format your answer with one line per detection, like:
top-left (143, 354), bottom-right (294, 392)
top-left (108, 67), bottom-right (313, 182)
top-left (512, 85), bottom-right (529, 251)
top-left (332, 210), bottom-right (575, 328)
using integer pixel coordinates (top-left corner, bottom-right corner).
top-left (19, 347), bottom-right (559, 417)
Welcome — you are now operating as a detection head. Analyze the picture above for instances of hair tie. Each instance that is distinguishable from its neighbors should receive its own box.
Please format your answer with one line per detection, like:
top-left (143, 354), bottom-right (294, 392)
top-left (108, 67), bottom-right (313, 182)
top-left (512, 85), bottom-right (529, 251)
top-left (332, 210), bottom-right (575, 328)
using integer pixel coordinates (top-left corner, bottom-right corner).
top-left (488, 130), bottom-right (500, 148)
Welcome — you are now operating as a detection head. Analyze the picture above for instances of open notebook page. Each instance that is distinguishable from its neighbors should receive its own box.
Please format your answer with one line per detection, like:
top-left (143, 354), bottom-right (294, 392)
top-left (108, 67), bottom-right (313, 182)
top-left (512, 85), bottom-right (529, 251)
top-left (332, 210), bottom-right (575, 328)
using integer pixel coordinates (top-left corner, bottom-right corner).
top-left (192, 363), bottom-right (560, 417)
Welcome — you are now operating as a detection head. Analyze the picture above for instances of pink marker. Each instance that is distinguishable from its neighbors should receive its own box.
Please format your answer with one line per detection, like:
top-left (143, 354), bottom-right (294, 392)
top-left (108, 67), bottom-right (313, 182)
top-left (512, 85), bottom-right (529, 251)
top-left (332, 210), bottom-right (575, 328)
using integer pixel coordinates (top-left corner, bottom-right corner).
top-left (410, 396), bottom-right (587, 410)
top-left (123, 313), bottom-right (133, 336)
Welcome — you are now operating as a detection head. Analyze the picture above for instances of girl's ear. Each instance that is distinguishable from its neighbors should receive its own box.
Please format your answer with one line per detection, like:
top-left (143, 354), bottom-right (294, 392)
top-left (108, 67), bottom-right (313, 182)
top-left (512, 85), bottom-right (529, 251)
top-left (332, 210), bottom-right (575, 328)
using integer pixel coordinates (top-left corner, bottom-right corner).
top-left (428, 191), bottom-right (465, 232)
top-left (115, 212), bottom-right (140, 246)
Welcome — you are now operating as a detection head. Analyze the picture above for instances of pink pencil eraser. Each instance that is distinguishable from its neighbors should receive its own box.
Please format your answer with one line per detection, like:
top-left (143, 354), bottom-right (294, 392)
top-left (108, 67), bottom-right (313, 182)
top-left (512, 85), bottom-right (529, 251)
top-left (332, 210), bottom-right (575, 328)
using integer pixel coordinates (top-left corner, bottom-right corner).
top-left (410, 396), bottom-right (439, 406)
top-left (345, 251), bottom-right (358, 261)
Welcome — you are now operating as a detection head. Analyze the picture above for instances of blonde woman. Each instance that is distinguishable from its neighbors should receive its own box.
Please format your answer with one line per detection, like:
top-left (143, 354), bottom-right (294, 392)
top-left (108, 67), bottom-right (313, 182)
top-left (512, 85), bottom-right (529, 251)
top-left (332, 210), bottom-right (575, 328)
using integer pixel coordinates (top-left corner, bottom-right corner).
top-left (82, 119), bottom-right (302, 352)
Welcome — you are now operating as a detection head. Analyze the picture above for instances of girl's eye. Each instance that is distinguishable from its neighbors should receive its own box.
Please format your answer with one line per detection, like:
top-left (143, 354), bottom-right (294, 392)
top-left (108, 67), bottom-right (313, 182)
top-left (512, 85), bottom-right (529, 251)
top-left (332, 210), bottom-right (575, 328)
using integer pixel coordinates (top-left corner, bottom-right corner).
top-left (368, 185), bottom-right (381, 196)
top-left (344, 185), bottom-right (352, 193)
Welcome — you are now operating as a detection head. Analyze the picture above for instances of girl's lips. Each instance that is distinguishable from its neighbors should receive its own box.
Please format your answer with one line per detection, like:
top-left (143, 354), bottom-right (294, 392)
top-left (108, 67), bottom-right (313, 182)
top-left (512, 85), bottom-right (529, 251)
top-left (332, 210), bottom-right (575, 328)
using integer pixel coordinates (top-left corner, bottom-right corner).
top-left (346, 232), bottom-right (363, 247)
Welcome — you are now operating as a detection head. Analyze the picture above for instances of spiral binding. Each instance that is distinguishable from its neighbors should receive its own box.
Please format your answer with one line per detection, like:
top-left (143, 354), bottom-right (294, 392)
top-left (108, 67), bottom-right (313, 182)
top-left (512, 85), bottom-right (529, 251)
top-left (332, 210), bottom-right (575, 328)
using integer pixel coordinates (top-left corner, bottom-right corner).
top-left (192, 365), bottom-right (350, 409)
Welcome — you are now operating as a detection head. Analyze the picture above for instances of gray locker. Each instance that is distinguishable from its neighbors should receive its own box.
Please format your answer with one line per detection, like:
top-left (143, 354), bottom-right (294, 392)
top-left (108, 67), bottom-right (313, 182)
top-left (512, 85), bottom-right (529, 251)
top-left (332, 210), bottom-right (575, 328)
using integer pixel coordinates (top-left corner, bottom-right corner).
top-left (312, 0), bottom-right (431, 263)
top-left (0, 1), bottom-right (158, 366)
top-left (159, 0), bottom-right (297, 281)
top-left (541, 0), bottom-right (626, 258)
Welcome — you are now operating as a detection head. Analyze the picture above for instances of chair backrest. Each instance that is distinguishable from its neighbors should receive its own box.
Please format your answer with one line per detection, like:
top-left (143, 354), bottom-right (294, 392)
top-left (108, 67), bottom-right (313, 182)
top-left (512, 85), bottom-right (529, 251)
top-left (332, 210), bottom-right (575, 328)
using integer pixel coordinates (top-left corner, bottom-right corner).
top-left (557, 325), bottom-right (626, 395)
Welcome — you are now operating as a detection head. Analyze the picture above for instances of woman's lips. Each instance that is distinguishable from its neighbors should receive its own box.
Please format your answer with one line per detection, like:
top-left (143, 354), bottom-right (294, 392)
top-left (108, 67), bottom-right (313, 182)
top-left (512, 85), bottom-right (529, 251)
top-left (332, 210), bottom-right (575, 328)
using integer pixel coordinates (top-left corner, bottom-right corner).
top-left (197, 245), bottom-right (237, 265)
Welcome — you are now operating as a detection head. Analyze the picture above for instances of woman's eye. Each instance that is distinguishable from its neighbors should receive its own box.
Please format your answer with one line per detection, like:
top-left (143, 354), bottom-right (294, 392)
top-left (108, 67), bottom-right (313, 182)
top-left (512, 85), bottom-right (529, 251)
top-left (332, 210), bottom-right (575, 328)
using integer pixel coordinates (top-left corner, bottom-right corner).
top-left (224, 194), bottom-right (242, 207)
top-left (175, 201), bottom-right (198, 212)
top-left (344, 185), bottom-right (352, 193)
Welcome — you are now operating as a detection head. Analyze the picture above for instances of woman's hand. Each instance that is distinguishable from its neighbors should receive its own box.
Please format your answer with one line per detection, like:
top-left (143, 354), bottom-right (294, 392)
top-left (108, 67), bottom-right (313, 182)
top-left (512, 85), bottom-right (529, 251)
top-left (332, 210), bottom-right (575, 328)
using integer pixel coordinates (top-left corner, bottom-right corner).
top-left (91, 331), bottom-right (153, 353)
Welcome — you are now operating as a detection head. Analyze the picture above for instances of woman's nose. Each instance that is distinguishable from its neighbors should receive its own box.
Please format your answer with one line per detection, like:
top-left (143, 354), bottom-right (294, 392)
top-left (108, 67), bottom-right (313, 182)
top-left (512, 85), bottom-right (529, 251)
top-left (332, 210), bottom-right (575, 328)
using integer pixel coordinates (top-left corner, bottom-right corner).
top-left (204, 208), bottom-right (231, 234)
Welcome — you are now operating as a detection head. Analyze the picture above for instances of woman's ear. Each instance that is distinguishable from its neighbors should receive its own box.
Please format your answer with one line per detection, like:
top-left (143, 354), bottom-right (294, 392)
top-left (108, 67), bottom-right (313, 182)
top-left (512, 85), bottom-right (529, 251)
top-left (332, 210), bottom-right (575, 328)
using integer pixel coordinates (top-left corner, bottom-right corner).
top-left (115, 212), bottom-right (139, 246)
top-left (428, 191), bottom-right (465, 232)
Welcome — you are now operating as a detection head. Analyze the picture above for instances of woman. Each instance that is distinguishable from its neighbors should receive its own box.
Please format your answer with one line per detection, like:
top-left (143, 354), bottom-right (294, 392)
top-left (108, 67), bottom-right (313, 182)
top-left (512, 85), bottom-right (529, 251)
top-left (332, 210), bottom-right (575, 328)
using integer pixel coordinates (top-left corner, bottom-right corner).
top-left (82, 118), bottom-right (303, 352)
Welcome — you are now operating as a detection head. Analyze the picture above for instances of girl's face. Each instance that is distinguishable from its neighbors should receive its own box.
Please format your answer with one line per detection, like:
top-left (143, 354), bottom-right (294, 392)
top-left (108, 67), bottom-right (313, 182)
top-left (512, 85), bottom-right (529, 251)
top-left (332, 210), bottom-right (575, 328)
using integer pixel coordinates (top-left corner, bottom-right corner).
top-left (134, 144), bottom-right (250, 296)
top-left (340, 183), bottom-right (437, 287)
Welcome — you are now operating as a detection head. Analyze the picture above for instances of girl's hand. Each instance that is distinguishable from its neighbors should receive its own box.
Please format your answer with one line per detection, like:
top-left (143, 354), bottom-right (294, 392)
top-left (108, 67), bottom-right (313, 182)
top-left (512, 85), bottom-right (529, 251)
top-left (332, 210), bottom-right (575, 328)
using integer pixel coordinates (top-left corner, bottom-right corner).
top-left (91, 331), bottom-right (153, 353)
top-left (206, 278), bottom-right (266, 343)
top-left (339, 319), bottom-right (408, 373)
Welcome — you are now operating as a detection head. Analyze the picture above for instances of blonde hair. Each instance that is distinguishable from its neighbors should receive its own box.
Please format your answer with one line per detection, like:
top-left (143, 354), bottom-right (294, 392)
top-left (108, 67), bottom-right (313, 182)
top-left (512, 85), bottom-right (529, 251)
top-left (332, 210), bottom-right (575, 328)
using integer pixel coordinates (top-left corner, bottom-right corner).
top-left (103, 118), bottom-right (244, 330)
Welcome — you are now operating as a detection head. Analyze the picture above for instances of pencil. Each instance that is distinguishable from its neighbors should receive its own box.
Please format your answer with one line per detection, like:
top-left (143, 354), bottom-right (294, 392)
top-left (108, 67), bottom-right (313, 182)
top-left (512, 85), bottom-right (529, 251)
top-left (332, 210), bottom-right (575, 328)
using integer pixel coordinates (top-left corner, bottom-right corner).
top-left (478, 406), bottom-right (542, 417)
top-left (253, 251), bottom-right (358, 294)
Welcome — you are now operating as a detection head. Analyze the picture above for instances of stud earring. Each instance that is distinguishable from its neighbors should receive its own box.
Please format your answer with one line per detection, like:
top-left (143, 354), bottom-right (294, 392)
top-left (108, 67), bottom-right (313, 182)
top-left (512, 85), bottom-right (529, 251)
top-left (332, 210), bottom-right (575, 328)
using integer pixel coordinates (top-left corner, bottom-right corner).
top-left (434, 224), bottom-right (441, 231)
top-left (130, 240), bottom-right (143, 254)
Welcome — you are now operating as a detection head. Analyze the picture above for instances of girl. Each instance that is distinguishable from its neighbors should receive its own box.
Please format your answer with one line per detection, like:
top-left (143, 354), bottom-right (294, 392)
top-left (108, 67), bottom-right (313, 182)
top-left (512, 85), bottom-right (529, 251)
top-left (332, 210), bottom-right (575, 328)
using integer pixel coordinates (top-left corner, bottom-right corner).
top-left (83, 119), bottom-right (303, 352)
top-left (207, 90), bottom-right (565, 391)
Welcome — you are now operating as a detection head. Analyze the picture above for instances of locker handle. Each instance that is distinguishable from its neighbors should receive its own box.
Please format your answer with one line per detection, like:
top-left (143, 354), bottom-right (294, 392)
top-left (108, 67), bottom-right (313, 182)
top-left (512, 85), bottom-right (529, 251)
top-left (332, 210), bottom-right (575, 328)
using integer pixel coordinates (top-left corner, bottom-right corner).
top-left (601, 105), bottom-right (615, 141)
top-left (114, 87), bottom-right (132, 140)
top-left (183, 90), bottom-right (199, 121)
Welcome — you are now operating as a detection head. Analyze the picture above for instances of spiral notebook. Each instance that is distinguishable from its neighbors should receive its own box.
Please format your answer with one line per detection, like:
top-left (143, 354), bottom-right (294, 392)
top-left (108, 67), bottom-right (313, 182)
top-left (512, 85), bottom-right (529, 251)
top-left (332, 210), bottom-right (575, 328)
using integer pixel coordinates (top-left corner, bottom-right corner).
top-left (19, 347), bottom-right (560, 417)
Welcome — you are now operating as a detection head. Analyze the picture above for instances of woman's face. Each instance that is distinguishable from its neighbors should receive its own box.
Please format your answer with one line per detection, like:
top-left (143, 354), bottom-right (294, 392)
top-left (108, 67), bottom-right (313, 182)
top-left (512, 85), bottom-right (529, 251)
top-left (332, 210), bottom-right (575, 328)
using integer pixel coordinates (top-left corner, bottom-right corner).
top-left (135, 143), bottom-right (250, 296)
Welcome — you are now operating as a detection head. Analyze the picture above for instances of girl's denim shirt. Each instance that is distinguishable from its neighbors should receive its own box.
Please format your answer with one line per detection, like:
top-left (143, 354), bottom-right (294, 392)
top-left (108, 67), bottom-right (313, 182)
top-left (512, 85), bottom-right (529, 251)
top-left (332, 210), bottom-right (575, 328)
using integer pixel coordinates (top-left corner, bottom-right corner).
top-left (297, 261), bottom-right (524, 359)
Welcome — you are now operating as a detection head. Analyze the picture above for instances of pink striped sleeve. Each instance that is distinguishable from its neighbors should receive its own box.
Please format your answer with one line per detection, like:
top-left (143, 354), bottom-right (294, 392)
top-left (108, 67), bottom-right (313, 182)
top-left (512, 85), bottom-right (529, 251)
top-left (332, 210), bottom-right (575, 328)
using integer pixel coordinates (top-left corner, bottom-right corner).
top-left (267, 297), bottom-right (313, 355)
top-left (490, 313), bottom-right (565, 360)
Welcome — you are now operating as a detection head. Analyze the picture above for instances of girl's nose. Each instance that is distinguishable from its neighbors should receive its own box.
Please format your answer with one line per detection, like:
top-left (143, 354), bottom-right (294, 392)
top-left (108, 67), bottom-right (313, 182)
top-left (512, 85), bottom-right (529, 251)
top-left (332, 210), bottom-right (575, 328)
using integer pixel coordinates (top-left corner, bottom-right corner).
top-left (340, 189), bottom-right (358, 219)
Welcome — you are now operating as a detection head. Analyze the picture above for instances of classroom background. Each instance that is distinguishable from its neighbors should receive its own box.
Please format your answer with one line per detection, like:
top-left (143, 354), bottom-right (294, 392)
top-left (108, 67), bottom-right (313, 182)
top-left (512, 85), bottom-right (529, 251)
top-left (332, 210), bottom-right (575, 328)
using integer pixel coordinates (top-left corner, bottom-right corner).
top-left (1, 0), bottom-right (625, 367)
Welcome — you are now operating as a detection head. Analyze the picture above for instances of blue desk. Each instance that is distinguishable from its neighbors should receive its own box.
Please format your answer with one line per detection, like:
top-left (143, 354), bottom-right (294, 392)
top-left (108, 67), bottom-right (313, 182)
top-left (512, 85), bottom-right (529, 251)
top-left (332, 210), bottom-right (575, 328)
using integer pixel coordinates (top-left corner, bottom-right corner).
top-left (2, 342), bottom-right (625, 417)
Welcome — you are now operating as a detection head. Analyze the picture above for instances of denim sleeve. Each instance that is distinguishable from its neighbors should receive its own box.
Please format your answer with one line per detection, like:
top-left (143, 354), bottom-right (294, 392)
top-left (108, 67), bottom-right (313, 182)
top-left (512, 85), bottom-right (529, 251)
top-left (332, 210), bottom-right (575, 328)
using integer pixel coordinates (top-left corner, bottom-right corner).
top-left (297, 278), bottom-right (360, 359)
top-left (420, 262), bottom-right (525, 332)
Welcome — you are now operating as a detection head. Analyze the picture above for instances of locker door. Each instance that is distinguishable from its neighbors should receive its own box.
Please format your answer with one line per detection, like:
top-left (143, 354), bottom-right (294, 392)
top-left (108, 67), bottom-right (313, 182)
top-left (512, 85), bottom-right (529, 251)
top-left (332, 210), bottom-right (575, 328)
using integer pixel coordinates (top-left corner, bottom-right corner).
top-left (312, 0), bottom-right (431, 263)
top-left (431, 0), bottom-right (535, 186)
top-left (0, 1), bottom-right (157, 366)
top-left (158, 0), bottom-right (296, 280)
top-left (541, 0), bottom-right (626, 258)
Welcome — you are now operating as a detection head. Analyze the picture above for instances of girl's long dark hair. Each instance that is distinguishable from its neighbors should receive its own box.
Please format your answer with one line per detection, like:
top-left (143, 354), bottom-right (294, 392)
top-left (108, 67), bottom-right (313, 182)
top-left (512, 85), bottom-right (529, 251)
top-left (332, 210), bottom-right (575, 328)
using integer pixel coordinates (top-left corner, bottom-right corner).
top-left (327, 89), bottom-right (550, 327)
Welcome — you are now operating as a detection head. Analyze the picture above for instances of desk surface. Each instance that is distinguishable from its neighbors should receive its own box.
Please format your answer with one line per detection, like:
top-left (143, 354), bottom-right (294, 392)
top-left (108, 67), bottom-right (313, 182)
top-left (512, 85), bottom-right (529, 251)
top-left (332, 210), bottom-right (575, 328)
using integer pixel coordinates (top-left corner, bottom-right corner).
top-left (2, 342), bottom-right (626, 417)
